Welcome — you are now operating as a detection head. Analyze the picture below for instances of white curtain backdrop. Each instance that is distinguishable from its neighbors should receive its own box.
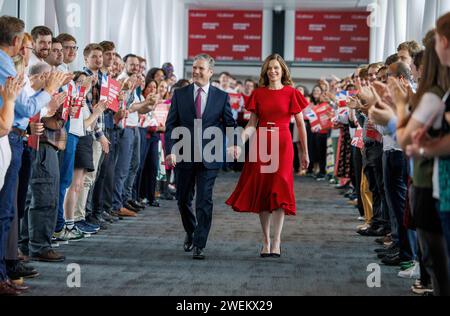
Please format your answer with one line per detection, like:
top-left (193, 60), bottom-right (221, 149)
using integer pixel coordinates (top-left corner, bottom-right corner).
top-left (370, 0), bottom-right (450, 63)
top-left (4, 0), bottom-right (450, 73)
top-left (15, 0), bottom-right (186, 78)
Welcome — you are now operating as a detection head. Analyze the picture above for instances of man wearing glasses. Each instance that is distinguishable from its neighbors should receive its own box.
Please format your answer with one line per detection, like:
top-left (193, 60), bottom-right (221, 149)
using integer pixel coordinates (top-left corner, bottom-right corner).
top-left (56, 33), bottom-right (78, 73)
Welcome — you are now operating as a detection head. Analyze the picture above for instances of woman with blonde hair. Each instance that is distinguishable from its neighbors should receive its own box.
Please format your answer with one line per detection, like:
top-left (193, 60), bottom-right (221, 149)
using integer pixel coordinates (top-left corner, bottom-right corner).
top-left (227, 54), bottom-right (309, 257)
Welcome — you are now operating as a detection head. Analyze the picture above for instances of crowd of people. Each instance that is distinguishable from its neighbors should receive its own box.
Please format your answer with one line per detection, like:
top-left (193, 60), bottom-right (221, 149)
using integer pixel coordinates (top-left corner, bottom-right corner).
top-left (0, 11), bottom-right (449, 296)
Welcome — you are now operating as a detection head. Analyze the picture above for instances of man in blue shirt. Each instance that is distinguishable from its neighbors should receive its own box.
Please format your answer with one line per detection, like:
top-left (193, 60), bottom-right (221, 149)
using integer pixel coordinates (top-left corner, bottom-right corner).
top-left (0, 15), bottom-right (65, 296)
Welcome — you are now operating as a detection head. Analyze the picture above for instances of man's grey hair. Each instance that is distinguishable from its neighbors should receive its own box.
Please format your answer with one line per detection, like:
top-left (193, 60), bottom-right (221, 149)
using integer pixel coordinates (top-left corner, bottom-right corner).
top-left (390, 61), bottom-right (413, 82)
top-left (29, 62), bottom-right (52, 76)
top-left (193, 54), bottom-right (215, 70)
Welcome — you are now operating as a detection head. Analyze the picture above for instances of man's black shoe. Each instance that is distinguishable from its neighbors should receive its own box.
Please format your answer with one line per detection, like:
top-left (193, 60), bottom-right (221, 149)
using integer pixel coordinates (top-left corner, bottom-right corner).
top-left (184, 234), bottom-right (194, 252)
top-left (124, 202), bottom-right (140, 213)
top-left (128, 200), bottom-right (145, 210)
top-left (193, 247), bottom-right (205, 260)
top-left (150, 200), bottom-right (160, 208)
top-left (381, 254), bottom-right (403, 266)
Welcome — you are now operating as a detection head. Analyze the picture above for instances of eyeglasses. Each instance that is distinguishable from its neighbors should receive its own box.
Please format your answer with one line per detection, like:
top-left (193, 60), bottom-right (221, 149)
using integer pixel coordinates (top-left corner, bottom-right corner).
top-left (64, 46), bottom-right (79, 51)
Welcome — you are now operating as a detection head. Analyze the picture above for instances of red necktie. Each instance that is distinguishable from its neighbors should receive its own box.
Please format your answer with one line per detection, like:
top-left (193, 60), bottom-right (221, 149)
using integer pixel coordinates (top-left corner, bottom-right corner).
top-left (196, 87), bottom-right (203, 119)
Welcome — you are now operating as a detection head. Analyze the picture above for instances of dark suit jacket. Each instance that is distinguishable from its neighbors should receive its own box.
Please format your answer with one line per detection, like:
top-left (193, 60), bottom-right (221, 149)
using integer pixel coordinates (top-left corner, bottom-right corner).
top-left (165, 83), bottom-right (237, 170)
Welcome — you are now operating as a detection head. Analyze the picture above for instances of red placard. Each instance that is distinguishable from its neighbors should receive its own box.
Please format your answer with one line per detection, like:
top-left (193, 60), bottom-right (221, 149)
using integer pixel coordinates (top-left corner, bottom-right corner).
top-left (62, 83), bottom-right (73, 122)
top-left (28, 113), bottom-right (40, 150)
top-left (188, 10), bottom-right (262, 61)
top-left (314, 103), bottom-right (334, 131)
top-left (229, 93), bottom-right (242, 111)
top-left (295, 11), bottom-right (370, 63)
top-left (153, 101), bottom-right (170, 127)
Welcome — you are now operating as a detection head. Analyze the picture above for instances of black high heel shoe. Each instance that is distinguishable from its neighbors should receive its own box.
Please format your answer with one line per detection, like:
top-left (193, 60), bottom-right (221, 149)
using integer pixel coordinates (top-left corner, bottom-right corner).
top-left (270, 248), bottom-right (281, 258)
top-left (260, 246), bottom-right (271, 258)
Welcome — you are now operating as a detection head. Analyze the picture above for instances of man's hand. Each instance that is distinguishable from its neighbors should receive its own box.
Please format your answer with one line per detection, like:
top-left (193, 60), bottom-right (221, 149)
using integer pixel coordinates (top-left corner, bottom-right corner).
top-left (166, 154), bottom-right (177, 168)
top-left (99, 135), bottom-right (110, 154)
top-left (44, 71), bottom-right (66, 95)
top-left (368, 86), bottom-right (395, 126)
top-left (387, 77), bottom-right (409, 106)
top-left (30, 122), bottom-right (45, 136)
top-left (0, 76), bottom-right (23, 104)
top-left (358, 86), bottom-right (376, 107)
top-left (368, 102), bottom-right (395, 126)
top-left (114, 109), bottom-right (127, 122)
top-left (93, 100), bottom-right (108, 115)
top-left (62, 73), bottom-right (75, 86)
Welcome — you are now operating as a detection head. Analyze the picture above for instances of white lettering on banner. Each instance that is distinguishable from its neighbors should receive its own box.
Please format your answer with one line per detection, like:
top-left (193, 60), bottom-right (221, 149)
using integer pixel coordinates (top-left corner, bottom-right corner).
top-left (309, 24), bottom-right (326, 31)
top-left (297, 14), bottom-right (314, 19)
top-left (190, 34), bottom-right (207, 39)
top-left (216, 56), bottom-right (233, 60)
top-left (324, 14), bottom-right (342, 19)
top-left (323, 36), bottom-right (341, 41)
top-left (298, 57), bottom-right (313, 62)
top-left (309, 46), bottom-right (326, 53)
top-left (243, 56), bottom-right (260, 61)
top-left (352, 15), bottom-right (368, 20)
top-left (296, 36), bottom-right (313, 41)
top-left (191, 13), bottom-right (207, 18)
top-left (233, 23), bottom-right (250, 30)
top-left (217, 13), bottom-right (234, 18)
top-left (244, 13), bottom-right (262, 19)
top-left (351, 58), bottom-right (368, 63)
top-left (233, 45), bottom-right (249, 52)
top-left (217, 35), bottom-right (234, 40)
top-left (340, 24), bottom-right (357, 31)
top-left (340, 46), bottom-right (357, 54)
top-left (202, 44), bottom-right (219, 52)
top-left (202, 22), bottom-right (220, 30)
top-left (323, 58), bottom-right (340, 62)
top-left (351, 36), bottom-right (369, 42)
top-left (244, 35), bottom-right (261, 40)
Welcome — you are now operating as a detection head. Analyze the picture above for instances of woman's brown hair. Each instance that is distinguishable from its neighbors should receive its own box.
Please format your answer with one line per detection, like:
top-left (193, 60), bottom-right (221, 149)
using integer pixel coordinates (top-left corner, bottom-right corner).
top-left (258, 54), bottom-right (294, 88)
top-left (411, 29), bottom-right (450, 111)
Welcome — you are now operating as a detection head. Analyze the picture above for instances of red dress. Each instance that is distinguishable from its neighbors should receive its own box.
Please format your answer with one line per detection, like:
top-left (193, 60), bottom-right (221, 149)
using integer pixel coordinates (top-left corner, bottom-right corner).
top-left (226, 86), bottom-right (308, 215)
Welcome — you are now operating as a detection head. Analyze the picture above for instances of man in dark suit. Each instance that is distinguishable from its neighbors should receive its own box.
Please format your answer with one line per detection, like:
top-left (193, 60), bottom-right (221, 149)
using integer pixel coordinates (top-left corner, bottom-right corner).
top-left (165, 54), bottom-right (239, 260)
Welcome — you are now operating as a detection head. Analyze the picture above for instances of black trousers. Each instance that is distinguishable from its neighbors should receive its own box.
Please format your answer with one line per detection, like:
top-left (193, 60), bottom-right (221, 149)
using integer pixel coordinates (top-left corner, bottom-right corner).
top-left (352, 147), bottom-right (364, 217)
top-left (175, 164), bottom-right (219, 249)
top-left (91, 128), bottom-right (119, 215)
top-left (363, 143), bottom-right (389, 229)
top-left (313, 133), bottom-right (328, 174)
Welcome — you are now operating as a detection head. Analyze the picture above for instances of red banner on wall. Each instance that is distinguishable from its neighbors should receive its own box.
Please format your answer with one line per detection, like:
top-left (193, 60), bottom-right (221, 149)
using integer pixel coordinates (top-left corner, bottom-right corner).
top-left (188, 10), bottom-right (263, 61)
top-left (295, 11), bottom-right (370, 63)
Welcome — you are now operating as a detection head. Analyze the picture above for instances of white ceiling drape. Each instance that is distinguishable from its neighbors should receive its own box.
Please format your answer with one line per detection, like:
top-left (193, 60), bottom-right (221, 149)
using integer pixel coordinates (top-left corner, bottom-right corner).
top-left (15, 0), bottom-right (186, 78)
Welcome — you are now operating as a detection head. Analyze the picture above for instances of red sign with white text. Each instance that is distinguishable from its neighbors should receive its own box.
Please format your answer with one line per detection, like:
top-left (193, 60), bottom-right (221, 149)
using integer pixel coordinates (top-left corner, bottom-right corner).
top-left (188, 10), bottom-right (262, 61)
top-left (295, 11), bottom-right (370, 63)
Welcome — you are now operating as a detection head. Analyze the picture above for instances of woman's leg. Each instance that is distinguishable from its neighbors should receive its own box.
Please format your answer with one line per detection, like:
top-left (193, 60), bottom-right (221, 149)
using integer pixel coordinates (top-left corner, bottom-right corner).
top-left (259, 211), bottom-right (271, 254)
top-left (271, 210), bottom-right (285, 255)
top-left (64, 169), bottom-right (86, 224)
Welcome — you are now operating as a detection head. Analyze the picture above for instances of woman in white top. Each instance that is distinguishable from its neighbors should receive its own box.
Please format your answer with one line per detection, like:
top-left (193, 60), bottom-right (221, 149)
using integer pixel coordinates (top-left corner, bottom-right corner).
top-left (0, 76), bottom-right (22, 190)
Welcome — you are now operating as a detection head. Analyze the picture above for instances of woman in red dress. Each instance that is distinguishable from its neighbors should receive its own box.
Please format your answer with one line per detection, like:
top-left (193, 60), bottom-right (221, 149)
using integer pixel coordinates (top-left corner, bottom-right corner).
top-left (226, 54), bottom-right (310, 257)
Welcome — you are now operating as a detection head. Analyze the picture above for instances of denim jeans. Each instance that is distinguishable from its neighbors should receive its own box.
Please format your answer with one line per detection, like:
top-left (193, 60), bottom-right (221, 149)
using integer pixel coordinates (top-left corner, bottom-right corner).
top-left (0, 133), bottom-right (25, 281)
top-left (56, 133), bottom-right (79, 232)
top-left (92, 128), bottom-right (118, 215)
top-left (123, 127), bottom-right (140, 204)
top-left (112, 128), bottom-right (134, 211)
top-left (363, 143), bottom-right (389, 230)
top-left (383, 150), bottom-right (410, 260)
